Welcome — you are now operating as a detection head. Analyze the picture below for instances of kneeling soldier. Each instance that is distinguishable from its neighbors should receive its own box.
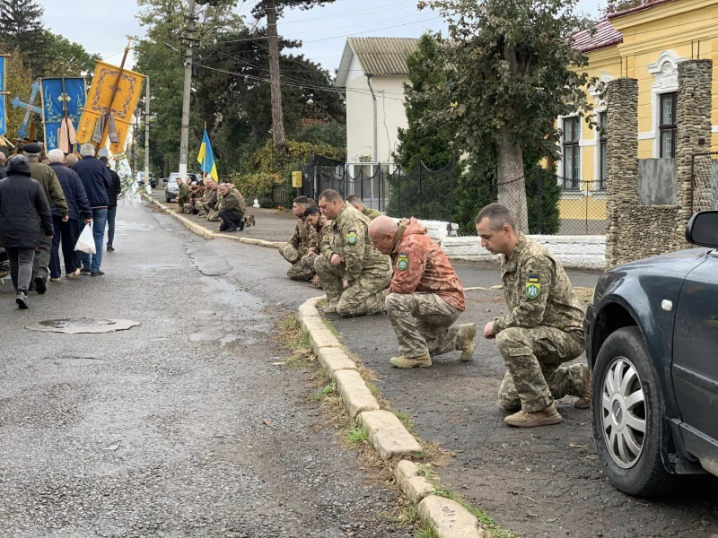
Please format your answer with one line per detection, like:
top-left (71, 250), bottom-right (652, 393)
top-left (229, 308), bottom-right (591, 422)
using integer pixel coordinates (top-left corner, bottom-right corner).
top-left (280, 196), bottom-right (318, 281)
top-left (476, 203), bottom-right (590, 428)
top-left (369, 216), bottom-right (475, 368)
top-left (315, 189), bottom-right (391, 317)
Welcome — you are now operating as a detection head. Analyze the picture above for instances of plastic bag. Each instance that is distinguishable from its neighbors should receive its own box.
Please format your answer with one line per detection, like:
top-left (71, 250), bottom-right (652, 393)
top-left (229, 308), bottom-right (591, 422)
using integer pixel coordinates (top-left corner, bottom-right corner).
top-left (74, 222), bottom-right (96, 254)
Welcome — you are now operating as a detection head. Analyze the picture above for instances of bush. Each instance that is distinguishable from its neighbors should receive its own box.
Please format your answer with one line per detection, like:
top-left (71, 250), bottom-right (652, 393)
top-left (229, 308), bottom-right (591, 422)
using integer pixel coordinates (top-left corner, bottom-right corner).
top-left (229, 172), bottom-right (280, 200)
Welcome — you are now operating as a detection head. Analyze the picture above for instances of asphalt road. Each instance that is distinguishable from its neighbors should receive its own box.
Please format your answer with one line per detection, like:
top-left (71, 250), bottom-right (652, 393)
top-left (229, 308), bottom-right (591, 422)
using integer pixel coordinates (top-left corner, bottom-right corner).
top-left (0, 202), bottom-right (409, 538)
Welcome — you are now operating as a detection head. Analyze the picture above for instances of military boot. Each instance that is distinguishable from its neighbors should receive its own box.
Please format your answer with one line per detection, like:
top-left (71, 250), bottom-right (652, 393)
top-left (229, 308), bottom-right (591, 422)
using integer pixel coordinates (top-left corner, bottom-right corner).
top-left (323, 302), bottom-right (338, 314)
top-left (458, 323), bottom-right (476, 361)
top-left (574, 364), bottom-right (591, 409)
top-left (504, 402), bottom-right (563, 428)
top-left (389, 353), bottom-right (432, 369)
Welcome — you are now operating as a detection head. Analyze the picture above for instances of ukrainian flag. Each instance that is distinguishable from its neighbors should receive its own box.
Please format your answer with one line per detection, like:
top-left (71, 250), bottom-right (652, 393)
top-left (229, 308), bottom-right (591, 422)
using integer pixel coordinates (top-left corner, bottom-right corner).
top-left (197, 128), bottom-right (218, 181)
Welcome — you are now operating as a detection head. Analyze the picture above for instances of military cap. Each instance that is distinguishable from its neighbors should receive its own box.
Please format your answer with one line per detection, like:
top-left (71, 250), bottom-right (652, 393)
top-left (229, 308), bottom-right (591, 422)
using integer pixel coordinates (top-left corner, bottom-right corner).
top-left (22, 142), bottom-right (43, 154)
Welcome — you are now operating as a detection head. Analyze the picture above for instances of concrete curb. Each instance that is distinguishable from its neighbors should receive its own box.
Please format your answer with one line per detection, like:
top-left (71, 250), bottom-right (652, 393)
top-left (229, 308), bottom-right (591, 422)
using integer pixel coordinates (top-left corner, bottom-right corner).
top-left (296, 296), bottom-right (487, 538)
top-left (141, 193), bottom-right (284, 250)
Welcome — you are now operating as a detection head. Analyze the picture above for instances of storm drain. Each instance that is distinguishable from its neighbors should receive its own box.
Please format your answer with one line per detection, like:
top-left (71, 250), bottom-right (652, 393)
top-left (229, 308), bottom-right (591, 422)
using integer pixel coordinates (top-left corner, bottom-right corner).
top-left (26, 318), bottom-right (140, 335)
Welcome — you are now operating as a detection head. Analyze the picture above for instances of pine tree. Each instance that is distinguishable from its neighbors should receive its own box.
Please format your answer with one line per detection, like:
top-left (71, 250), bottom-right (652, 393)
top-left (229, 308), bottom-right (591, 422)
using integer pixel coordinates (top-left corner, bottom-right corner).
top-left (0, 0), bottom-right (49, 77)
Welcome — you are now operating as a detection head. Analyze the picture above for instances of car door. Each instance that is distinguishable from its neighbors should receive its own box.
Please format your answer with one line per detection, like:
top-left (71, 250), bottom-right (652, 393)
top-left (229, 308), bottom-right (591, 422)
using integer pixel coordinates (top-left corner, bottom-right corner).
top-left (672, 252), bottom-right (718, 460)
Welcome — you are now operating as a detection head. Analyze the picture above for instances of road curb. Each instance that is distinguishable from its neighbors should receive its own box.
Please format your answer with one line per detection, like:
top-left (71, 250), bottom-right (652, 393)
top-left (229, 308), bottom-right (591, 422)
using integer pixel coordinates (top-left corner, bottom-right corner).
top-left (141, 193), bottom-right (284, 250)
top-left (296, 296), bottom-right (486, 538)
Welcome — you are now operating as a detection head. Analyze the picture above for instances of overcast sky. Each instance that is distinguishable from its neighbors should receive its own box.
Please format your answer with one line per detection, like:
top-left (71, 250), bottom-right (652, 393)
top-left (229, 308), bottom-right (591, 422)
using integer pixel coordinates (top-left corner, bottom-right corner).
top-left (39, 0), bottom-right (604, 74)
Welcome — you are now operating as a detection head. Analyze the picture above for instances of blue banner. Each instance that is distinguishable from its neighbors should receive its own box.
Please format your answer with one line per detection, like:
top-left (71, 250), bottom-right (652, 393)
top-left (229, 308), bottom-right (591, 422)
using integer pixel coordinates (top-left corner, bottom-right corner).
top-left (41, 77), bottom-right (86, 151)
top-left (0, 56), bottom-right (6, 137)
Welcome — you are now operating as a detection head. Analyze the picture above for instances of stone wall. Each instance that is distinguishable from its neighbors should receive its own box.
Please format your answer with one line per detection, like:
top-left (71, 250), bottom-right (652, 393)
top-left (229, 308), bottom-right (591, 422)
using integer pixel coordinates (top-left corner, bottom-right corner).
top-left (605, 60), bottom-right (714, 267)
top-left (638, 159), bottom-right (676, 205)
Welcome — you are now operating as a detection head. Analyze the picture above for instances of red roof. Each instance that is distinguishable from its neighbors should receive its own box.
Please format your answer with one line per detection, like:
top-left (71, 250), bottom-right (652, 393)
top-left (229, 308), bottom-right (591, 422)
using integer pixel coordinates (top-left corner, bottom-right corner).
top-left (608, 0), bottom-right (677, 20)
top-left (572, 19), bottom-right (623, 53)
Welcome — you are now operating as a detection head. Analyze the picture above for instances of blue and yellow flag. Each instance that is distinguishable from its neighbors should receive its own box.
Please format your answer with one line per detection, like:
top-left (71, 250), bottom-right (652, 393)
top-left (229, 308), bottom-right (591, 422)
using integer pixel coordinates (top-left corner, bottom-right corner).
top-left (197, 128), bottom-right (218, 181)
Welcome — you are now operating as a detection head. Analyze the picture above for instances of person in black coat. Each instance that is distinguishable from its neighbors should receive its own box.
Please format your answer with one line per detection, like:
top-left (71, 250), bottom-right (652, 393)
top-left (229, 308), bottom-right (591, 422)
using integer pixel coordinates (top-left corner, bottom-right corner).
top-left (0, 152), bottom-right (7, 179)
top-left (47, 149), bottom-right (93, 279)
top-left (0, 155), bottom-right (54, 309)
top-left (99, 155), bottom-right (122, 251)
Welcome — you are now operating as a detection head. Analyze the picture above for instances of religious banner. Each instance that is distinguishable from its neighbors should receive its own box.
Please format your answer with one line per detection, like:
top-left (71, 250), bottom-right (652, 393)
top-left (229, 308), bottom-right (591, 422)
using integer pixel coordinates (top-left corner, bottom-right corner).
top-left (41, 77), bottom-right (86, 152)
top-left (76, 59), bottom-right (145, 154)
top-left (0, 55), bottom-right (7, 137)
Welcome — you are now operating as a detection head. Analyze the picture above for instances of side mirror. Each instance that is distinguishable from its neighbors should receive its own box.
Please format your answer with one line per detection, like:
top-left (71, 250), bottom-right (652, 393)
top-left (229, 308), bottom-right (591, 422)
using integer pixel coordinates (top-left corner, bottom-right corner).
top-left (685, 210), bottom-right (718, 248)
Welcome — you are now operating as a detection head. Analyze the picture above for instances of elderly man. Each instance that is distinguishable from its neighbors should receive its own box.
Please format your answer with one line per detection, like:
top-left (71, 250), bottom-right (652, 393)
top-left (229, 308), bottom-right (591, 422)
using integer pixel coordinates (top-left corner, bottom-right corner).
top-left (476, 203), bottom-right (589, 428)
top-left (217, 183), bottom-right (245, 232)
top-left (23, 142), bottom-right (68, 293)
top-left (346, 195), bottom-right (381, 220)
top-left (47, 149), bottom-right (92, 280)
top-left (73, 143), bottom-right (112, 276)
top-left (369, 215), bottom-right (475, 368)
top-left (280, 196), bottom-right (318, 281)
top-left (314, 189), bottom-right (391, 316)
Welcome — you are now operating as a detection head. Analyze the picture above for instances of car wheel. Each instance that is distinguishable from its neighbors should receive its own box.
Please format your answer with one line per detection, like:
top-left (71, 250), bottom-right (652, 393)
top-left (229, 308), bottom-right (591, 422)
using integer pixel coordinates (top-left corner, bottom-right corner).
top-left (592, 326), bottom-right (677, 496)
top-left (166, 196), bottom-right (171, 203)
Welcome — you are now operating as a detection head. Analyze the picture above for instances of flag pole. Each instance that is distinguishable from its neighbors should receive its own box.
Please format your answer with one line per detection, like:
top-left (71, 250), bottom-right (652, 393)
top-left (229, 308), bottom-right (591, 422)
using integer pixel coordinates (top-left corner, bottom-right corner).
top-left (94, 42), bottom-right (130, 152)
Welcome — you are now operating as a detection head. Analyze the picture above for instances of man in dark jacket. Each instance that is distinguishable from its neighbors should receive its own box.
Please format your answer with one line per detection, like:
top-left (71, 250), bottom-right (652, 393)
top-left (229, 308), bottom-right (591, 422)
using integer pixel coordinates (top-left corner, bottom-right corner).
top-left (23, 142), bottom-right (68, 294)
top-left (73, 143), bottom-right (111, 276)
top-left (0, 152), bottom-right (7, 178)
top-left (100, 155), bottom-right (122, 251)
top-left (0, 155), bottom-right (54, 309)
top-left (217, 183), bottom-right (245, 232)
top-left (47, 149), bottom-right (92, 279)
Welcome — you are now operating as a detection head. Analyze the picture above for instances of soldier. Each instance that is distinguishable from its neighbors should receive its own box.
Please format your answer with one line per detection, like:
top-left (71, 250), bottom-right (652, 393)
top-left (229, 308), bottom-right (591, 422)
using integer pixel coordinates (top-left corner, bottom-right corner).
top-left (22, 142), bottom-right (68, 293)
top-left (314, 189), bottom-right (391, 316)
top-left (304, 206), bottom-right (328, 288)
top-left (369, 215), bottom-right (475, 368)
top-left (196, 178), bottom-right (217, 218)
top-left (476, 203), bottom-right (589, 428)
top-left (346, 195), bottom-right (382, 220)
top-left (217, 183), bottom-right (245, 232)
top-left (280, 196), bottom-right (318, 281)
top-left (176, 177), bottom-right (190, 213)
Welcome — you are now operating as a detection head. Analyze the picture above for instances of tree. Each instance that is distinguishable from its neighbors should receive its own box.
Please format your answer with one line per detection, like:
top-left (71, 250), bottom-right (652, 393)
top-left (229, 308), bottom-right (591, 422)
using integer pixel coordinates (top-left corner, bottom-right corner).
top-left (40, 33), bottom-right (102, 78)
top-left (0, 0), bottom-right (48, 76)
top-left (602, 0), bottom-right (648, 16)
top-left (251, 0), bottom-right (337, 151)
top-left (422, 0), bottom-right (592, 232)
top-left (4, 48), bottom-right (35, 141)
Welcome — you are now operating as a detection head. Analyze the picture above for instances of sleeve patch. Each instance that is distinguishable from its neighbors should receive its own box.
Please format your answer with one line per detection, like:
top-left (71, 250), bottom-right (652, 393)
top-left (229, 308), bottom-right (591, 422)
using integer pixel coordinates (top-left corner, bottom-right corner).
top-left (526, 274), bottom-right (541, 300)
top-left (397, 253), bottom-right (410, 271)
top-left (347, 229), bottom-right (357, 245)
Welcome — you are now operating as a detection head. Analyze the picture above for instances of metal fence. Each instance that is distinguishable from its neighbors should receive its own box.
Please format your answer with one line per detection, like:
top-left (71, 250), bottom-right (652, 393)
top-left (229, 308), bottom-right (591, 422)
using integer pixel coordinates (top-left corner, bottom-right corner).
top-left (299, 159), bottom-right (457, 221)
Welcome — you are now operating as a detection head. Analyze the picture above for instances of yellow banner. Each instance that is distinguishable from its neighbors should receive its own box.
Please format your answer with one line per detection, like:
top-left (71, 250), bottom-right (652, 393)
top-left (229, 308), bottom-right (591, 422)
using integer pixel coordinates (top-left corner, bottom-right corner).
top-left (76, 61), bottom-right (145, 154)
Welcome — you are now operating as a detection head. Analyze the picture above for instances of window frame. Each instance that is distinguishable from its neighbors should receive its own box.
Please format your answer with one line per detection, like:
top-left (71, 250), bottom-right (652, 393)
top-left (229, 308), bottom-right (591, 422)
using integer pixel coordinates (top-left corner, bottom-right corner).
top-left (598, 111), bottom-right (608, 190)
top-left (562, 116), bottom-right (581, 191)
top-left (659, 92), bottom-right (677, 159)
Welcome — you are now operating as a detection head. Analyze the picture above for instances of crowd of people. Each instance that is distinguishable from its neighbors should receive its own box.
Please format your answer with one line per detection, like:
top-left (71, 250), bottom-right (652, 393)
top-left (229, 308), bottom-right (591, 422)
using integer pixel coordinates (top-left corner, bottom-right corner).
top-left (176, 176), bottom-right (255, 232)
top-left (279, 190), bottom-right (591, 428)
top-left (0, 142), bottom-right (121, 309)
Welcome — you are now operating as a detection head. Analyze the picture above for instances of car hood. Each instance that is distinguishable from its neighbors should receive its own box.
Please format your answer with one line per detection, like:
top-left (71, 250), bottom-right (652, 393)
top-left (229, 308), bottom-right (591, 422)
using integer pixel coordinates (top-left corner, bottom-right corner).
top-left (610, 247), bottom-right (713, 277)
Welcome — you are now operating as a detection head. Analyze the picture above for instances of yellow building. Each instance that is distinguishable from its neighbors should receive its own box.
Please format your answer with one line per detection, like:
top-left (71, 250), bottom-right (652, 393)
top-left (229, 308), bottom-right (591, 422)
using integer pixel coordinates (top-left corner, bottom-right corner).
top-left (562, 0), bottom-right (718, 225)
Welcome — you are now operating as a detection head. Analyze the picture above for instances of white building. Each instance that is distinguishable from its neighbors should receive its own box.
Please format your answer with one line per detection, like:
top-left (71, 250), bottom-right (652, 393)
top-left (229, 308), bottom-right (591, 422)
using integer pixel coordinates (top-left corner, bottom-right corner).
top-left (335, 37), bottom-right (418, 179)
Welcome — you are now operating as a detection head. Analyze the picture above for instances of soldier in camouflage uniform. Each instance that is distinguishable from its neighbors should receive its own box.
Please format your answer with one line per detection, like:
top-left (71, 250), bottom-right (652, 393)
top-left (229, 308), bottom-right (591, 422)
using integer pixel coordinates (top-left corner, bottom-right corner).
top-left (347, 195), bottom-right (382, 220)
top-left (280, 196), bottom-right (318, 281)
top-left (196, 179), bottom-right (217, 218)
top-left (315, 189), bottom-right (391, 317)
top-left (369, 216), bottom-right (475, 368)
top-left (476, 203), bottom-right (590, 428)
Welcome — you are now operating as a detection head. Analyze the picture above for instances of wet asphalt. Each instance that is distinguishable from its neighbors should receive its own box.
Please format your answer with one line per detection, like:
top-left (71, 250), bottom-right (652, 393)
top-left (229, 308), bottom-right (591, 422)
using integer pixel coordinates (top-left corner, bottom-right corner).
top-left (0, 203), bottom-right (409, 538)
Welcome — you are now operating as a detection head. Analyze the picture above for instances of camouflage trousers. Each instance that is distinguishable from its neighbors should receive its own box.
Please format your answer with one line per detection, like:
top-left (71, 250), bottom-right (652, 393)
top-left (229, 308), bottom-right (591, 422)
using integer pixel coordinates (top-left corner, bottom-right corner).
top-left (314, 254), bottom-right (390, 317)
top-left (385, 292), bottom-right (463, 358)
top-left (207, 210), bottom-right (220, 222)
top-left (496, 326), bottom-right (586, 413)
top-left (280, 244), bottom-right (315, 281)
top-left (196, 202), bottom-right (213, 218)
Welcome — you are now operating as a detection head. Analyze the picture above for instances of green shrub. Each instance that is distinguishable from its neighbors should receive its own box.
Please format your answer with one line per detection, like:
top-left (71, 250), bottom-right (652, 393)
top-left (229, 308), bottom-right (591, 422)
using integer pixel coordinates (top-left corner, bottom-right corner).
top-left (229, 172), bottom-right (280, 200)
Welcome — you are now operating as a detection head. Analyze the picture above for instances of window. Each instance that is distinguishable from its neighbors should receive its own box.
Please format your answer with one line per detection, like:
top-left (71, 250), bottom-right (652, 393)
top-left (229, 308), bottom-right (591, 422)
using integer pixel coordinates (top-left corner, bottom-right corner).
top-left (562, 117), bottom-right (580, 190)
top-left (598, 111), bottom-right (608, 190)
top-left (659, 93), bottom-right (677, 158)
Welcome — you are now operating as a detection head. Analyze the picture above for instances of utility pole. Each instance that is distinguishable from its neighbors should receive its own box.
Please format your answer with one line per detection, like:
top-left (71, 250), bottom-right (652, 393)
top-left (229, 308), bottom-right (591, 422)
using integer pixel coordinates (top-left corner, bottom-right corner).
top-left (144, 76), bottom-right (151, 186)
top-left (179, 0), bottom-right (197, 178)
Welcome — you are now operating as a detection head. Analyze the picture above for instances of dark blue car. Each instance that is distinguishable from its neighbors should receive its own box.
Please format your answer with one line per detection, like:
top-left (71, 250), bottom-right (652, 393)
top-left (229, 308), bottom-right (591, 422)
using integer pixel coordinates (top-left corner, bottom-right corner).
top-left (584, 210), bottom-right (718, 496)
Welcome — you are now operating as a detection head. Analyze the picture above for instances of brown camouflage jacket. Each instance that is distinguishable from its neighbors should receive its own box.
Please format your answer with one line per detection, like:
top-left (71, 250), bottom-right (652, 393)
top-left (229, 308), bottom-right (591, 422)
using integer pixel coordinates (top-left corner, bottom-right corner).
top-left (288, 217), bottom-right (319, 258)
top-left (389, 218), bottom-right (465, 311)
top-left (326, 203), bottom-right (391, 284)
top-left (494, 234), bottom-right (584, 334)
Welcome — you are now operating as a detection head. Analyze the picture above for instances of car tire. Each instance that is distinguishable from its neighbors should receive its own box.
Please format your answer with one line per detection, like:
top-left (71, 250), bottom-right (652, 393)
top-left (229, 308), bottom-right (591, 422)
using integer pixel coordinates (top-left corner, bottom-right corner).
top-left (592, 326), bottom-right (677, 496)
top-left (166, 196), bottom-right (171, 203)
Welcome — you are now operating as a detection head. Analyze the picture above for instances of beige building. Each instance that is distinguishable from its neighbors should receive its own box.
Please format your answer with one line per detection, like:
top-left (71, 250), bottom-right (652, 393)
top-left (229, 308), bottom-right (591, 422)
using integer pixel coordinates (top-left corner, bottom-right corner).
top-left (336, 37), bottom-right (418, 178)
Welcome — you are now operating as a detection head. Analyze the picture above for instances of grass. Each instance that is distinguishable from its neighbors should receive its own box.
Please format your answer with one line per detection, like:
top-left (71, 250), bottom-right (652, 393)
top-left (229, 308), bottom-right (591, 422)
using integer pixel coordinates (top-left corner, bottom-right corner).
top-left (278, 314), bottom-right (315, 367)
top-left (414, 526), bottom-right (441, 538)
top-left (432, 486), bottom-right (518, 538)
top-left (346, 425), bottom-right (369, 444)
top-left (394, 411), bottom-right (415, 434)
top-left (323, 317), bottom-right (340, 337)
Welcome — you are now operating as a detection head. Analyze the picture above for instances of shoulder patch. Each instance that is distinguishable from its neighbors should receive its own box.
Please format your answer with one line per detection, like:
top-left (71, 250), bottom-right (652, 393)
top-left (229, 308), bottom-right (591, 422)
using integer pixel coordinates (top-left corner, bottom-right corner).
top-left (347, 229), bottom-right (358, 245)
top-left (397, 253), bottom-right (410, 271)
top-left (526, 274), bottom-right (541, 300)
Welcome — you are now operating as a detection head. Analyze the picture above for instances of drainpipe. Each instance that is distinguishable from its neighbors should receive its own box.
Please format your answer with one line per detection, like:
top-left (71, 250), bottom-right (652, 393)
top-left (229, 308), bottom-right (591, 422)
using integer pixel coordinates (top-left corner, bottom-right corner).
top-left (366, 74), bottom-right (378, 163)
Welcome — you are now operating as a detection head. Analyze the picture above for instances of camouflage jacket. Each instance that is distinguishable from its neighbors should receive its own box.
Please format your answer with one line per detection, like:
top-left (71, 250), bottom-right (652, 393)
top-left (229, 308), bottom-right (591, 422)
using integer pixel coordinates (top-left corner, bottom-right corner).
top-left (220, 191), bottom-right (245, 219)
top-left (326, 203), bottom-right (391, 284)
top-left (288, 217), bottom-right (318, 258)
top-left (206, 188), bottom-right (218, 208)
top-left (389, 217), bottom-right (465, 311)
top-left (361, 206), bottom-right (382, 220)
top-left (178, 182), bottom-right (190, 202)
top-left (494, 234), bottom-right (584, 334)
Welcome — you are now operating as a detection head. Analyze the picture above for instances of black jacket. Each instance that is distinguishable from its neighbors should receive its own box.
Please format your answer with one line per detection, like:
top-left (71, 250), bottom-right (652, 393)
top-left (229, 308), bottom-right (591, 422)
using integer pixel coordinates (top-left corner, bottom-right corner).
top-left (49, 162), bottom-right (92, 221)
top-left (107, 168), bottom-right (122, 208)
top-left (72, 155), bottom-right (111, 208)
top-left (0, 174), bottom-right (54, 248)
top-left (0, 165), bottom-right (7, 179)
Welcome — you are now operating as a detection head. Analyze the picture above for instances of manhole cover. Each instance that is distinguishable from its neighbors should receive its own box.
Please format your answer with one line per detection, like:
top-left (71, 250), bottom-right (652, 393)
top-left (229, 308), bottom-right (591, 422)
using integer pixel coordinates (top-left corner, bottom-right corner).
top-left (26, 318), bottom-right (140, 335)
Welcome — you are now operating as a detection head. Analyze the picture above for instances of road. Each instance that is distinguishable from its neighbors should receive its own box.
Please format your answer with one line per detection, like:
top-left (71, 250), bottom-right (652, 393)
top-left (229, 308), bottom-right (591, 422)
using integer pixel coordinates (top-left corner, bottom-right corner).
top-left (0, 202), bottom-right (409, 538)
